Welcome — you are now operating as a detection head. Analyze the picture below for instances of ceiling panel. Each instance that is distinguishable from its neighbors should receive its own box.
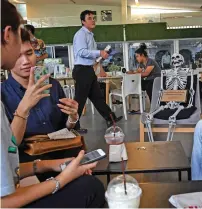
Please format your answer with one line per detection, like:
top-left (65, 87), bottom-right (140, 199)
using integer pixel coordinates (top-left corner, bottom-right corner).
top-left (128, 0), bottom-right (202, 10)
top-left (11, 0), bottom-right (202, 10)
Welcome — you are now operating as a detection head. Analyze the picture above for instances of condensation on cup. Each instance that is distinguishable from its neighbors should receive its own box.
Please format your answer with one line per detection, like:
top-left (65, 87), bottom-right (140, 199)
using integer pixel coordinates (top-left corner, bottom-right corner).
top-left (105, 175), bottom-right (142, 208)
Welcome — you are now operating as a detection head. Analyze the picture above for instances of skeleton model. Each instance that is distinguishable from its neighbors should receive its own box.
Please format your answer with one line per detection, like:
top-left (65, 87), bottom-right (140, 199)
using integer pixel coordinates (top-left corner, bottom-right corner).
top-left (141, 53), bottom-right (195, 142)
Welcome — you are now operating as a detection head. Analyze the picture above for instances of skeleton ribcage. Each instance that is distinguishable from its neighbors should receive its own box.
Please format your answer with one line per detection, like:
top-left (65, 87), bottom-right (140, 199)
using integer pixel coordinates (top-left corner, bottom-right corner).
top-left (166, 70), bottom-right (188, 90)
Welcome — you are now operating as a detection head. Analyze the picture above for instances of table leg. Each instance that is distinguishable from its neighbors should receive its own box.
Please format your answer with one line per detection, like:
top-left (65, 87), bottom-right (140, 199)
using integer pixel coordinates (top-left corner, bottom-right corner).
top-left (107, 173), bottom-right (110, 184)
top-left (178, 171), bottom-right (182, 181)
top-left (140, 119), bottom-right (145, 142)
top-left (64, 79), bottom-right (67, 85)
top-left (106, 81), bottom-right (110, 105)
top-left (187, 168), bottom-right (192, 181)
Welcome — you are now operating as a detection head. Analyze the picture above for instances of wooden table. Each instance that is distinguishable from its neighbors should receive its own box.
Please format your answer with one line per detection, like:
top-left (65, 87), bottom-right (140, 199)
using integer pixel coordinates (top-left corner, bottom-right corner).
top-left (56, 76), bottom-right (122, 104)
top-left (139, 181), bottom-right (202, 208)
top-left (97, 76), bottom-right (122, 104)
top-left (94, 141), bottom-right (191, 183)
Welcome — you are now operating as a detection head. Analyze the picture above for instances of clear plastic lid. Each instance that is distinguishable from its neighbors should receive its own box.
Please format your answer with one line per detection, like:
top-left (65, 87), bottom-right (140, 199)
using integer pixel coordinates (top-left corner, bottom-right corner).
top-left (104, 126), bottom-right (125, 145)
top-left (105, 175), bottom-right (142, 201)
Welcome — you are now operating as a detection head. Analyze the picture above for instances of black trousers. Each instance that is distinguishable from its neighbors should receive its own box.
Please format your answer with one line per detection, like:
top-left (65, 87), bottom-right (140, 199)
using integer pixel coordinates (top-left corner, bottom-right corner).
top-left (25, 175), bottom-right (105, 208)
top-left (73, 65), bottom-right (112, 129)
top-left (141, 79), bottom-right (154, 102)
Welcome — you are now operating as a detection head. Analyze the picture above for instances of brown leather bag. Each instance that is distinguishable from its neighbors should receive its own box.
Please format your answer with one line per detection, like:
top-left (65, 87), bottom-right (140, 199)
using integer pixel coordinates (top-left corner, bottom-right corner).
top-left (24, 134), bottom-right (86, 156)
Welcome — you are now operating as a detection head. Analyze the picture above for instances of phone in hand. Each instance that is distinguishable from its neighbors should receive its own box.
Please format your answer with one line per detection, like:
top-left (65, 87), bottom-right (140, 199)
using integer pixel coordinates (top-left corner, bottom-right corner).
top-left (60, 149), bottom-right (107, 171)
top-left (33, 66), bottom-right (50, 94)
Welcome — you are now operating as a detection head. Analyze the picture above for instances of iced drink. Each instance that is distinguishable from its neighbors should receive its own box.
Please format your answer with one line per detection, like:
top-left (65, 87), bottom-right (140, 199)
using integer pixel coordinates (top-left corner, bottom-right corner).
top-left (105, 175), bottom-right (142, 208)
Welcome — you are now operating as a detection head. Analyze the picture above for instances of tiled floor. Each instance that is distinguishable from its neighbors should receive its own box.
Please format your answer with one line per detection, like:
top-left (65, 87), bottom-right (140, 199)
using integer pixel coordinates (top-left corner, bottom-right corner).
top-left (80, 101), bottom-right (194, 185)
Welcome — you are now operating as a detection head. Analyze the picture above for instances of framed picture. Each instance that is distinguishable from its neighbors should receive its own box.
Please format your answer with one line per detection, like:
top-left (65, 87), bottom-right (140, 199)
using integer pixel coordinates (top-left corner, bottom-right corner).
top-left (92, 11), bottom-right (97, 21)
top-left (54, 64), bottom-right (67, 78)
top-left (101, 10), bottom-right (112, 21)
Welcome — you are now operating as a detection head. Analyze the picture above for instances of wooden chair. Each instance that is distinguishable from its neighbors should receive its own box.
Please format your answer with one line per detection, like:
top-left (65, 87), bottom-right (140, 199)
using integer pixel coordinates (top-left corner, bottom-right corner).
top-left (140, 76), bottom-right (201, 142)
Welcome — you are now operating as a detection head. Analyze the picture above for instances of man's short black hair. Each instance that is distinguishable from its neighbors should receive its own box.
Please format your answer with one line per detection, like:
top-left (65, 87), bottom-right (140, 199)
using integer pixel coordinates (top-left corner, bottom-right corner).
top-left (80, 10), bottom-right (94, 25)
top-left (21, 28), bottom-right (30, 43)
top-left (24, 24), bottom-right (35, 35)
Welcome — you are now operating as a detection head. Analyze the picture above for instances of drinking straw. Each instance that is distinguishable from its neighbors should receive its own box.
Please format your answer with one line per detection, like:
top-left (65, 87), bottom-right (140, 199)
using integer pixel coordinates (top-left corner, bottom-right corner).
top-left (110, 114), bottom-right (116, 138)
top-left (121, 157), bottom-right (127, 195)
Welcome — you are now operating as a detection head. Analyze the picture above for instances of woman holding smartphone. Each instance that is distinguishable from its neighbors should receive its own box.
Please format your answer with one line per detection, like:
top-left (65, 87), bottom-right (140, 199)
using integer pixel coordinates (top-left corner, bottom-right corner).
top-left (1, 1), bottom-right (105, 208)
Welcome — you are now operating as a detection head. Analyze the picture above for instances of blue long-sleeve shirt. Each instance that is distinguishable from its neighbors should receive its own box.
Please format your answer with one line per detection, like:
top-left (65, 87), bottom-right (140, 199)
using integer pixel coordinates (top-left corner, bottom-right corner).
top-left (1, 75), bottom-right (67, 138)
top-left (73, 26), bottom-right (100, 66)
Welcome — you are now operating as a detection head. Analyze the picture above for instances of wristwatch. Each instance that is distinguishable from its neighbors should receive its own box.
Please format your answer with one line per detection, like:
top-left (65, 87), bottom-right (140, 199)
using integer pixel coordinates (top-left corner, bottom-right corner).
top-left (46, 177), bottom-right (60, 194)
top-left (33, 159), bottom-right (41, 175)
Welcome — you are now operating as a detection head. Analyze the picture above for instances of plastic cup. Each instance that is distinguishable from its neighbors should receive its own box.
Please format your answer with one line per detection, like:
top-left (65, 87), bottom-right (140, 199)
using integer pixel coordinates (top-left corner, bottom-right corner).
top-left (105, 175), bottom-right (142, 208)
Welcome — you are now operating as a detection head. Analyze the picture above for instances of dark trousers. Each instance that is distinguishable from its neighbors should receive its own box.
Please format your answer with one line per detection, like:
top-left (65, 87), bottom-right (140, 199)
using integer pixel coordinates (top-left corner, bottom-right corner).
top-left (73, 65), bottom-right (112, 129)
top-left (141, 79), bottom-right (154, 102)
top-left (25, 175), bottom-right (105, 208)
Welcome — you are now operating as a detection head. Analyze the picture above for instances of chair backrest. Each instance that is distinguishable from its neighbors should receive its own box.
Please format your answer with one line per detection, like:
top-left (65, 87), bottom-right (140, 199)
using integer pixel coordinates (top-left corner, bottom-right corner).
top-left (150, 76), bottom-right (201, 113)
top-left (122, 74), bottom-right (142, 97)
top-left (63, 85), bottom-right (71, 98)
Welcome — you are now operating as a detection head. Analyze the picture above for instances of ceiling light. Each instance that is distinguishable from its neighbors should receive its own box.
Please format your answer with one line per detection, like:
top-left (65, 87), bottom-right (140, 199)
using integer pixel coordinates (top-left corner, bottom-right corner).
top-left (12, 0), bottom-right (25, 3)
top-left (135, 0), bottom-right (139, 6)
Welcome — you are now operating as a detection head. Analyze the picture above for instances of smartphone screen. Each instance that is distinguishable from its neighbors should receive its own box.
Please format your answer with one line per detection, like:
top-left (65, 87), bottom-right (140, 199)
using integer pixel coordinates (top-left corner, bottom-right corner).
top-left (60, 149), bottom-right (106, 171)
top-left (33, 66), bottom-right (50, 94)
top-left (80, 149), bottom-right (106, 165)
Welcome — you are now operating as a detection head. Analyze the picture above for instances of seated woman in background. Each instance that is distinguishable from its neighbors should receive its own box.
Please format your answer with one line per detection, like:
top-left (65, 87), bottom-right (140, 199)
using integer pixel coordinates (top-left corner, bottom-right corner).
top-left (127, 43), bottom-right (161, 102)
top-left (1, 1), bottom-right (105, 208)
top-left (191, 120), bottom-right (202, 180)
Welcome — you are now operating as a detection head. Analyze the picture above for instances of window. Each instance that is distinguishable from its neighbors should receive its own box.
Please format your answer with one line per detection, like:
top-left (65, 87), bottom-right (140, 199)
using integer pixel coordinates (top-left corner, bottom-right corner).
top-left (128, 40), bottom-right (174, 70)
top-left (55, 46), bottom-right (69, 67)
top-left (179, 39), bottom-right (202, 68)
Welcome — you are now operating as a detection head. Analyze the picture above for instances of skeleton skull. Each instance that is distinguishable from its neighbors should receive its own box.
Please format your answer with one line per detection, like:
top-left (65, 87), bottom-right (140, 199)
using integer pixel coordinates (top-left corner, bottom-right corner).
top-left (171, 53), bottom-right (184, 68)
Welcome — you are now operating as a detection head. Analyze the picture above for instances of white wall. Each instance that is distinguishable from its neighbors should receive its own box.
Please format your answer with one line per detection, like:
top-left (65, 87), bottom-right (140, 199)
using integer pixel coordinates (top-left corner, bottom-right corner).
top-left (27, 3), bottom-right (122, 26)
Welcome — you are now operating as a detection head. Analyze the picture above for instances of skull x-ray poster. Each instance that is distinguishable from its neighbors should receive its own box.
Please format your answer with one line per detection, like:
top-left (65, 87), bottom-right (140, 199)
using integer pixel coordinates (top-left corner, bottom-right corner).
top-left (101, 10), bottom-right (112, 21)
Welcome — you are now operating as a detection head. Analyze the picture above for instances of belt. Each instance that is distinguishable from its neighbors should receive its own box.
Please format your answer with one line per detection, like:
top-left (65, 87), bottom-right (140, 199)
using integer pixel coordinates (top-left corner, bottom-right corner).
top-left (74, 64), bottom-right (94, 68)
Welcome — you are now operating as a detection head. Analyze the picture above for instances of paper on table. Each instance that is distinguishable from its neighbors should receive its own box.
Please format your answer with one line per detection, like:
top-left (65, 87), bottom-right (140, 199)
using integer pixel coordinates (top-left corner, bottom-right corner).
top-left (48, 128), bottom-right (76, 139)
top-left (169, 192), bottom-right (202, 208)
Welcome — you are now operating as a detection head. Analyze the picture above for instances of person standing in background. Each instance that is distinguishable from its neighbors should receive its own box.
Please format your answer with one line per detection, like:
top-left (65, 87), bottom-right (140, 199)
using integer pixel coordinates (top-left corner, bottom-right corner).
top-left (25, 24), bottom-right (48, 64)
top-left (73, 10), bottom-right (122, 132)
top-left (161, 51), bottom-right (171, 69)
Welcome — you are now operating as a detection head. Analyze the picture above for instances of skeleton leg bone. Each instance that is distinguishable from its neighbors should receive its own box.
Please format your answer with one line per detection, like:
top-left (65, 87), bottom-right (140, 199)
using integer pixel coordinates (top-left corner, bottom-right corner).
top-left (141, 105), bottom-right (169, 142)
top-left (167, 105), bottom-right (184, 141)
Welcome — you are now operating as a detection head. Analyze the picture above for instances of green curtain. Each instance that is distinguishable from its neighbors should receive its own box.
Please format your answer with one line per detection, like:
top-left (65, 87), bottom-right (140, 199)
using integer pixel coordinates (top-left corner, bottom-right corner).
top-left (35, 25), bottom-right (124, 44)
top-left (35, 23), bottom-right (202, 44)
top-left (125, 22), bottom-right (202, 41)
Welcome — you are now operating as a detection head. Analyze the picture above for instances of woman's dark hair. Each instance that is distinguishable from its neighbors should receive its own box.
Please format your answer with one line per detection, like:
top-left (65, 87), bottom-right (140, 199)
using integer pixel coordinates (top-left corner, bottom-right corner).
top-left (21, 28), bottom-right (31, 43)
top-left (25, 24), bottom-right (35, 35)
top-left (1, 0), bottom-right (22, 44)
top-left (135, 43), bottom-right (148, 57)
top-left (80, 10), bottom-right (94, 25)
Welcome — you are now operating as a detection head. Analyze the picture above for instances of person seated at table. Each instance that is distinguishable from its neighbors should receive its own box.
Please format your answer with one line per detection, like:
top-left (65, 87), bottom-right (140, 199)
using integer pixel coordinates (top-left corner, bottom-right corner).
top-left (1, 29), bottom-right (80, 174)
top-left (127, 43), bottom-right (161, 102)
top-left (1, 2), bottom-right (105, 208)
top-left (191, 120), bottom-right (202, 180)
top-left (94, 62), bottom-right (122, 104)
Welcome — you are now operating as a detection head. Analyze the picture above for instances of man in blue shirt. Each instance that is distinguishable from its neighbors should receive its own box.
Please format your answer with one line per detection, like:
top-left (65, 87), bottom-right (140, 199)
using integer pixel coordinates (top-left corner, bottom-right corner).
top-left (73, 10), bottom-right (122, 131)
top-left (1, 28), bottom-right (79, 166)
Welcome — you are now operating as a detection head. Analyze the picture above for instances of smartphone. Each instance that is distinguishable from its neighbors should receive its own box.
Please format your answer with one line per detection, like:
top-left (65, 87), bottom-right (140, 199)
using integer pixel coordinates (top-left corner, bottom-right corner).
top-left (60, 149), bottom-right (106, 171)
top-left (33, 66), bottom-right (50, 94)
